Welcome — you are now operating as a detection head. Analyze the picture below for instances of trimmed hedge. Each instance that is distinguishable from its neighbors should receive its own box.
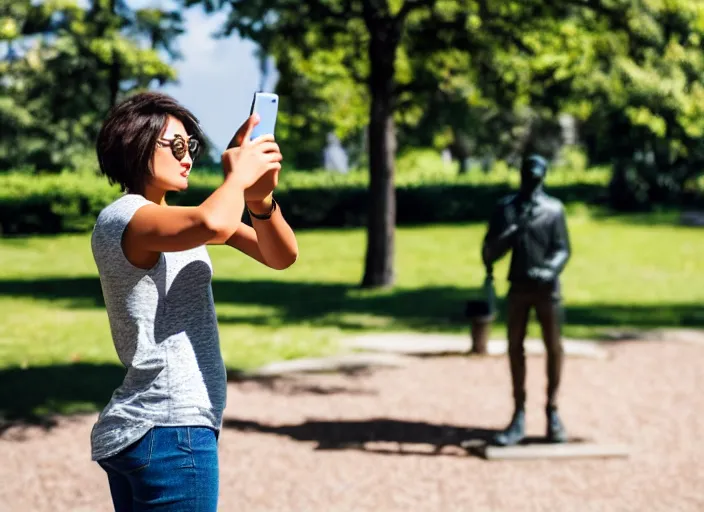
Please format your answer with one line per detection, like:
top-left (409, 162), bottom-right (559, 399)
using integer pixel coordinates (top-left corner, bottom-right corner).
top-left (3, 148), bottom-right (701, 235)
top-left (0, 170), bottom-right (611, 236)
top-left (0, 171), bottom-right (120, 235)
top-left (175, 180), bottom-right (608, 229)
top-left (0, 148), bottom-right (618, 235)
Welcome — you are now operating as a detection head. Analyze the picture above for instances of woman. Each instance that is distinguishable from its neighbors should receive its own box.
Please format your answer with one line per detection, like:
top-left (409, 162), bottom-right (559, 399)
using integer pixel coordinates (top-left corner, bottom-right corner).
top-left (90, 91), bottom-right (298, 511)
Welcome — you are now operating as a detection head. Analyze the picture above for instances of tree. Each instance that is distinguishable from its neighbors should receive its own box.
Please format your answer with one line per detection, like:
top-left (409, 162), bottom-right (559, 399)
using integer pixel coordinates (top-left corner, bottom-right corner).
top-left (567, 0), bottom-right (704, 206)
top-left (271, 40), bottom-right (368, 171)
top-left (0, 0), bottom-right (183, 171)
top-left (188, 0), bottom-right (704, 285)
top-left (186, 0), bottom-right (557, 287)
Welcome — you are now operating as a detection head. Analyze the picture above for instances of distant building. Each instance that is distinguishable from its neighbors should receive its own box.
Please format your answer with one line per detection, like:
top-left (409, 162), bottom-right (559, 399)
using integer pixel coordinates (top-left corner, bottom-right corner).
top-left (558, 113), bottom-right (577, 145)
top-left (441, 148), bottom-right (452, 167)
top-left (323, 133), bottom-right (349, 173)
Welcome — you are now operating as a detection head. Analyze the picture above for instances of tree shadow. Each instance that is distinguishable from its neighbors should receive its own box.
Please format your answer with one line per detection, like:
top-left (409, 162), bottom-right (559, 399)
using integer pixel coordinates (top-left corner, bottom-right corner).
top-left (0, 363), bottom-right (374, 433)
top-left (588, 207), bottom-right (704, 227)
top-left (0, 275), bottom-right (699, 432)
top-left (226, 371), bottom-right (377, 397)
top-left (564, 304), bottom-right (704, 329)
top-left (0, 363), bottom-right (124, 433)
top-left (0, 277), bottom-right (701, 332)
top-left (223, 418), bottom-right (496, 454)
top-left (222, 417), bottom-right (568, 458)
top-left (211, 280), bottom-right (473, 331)
top-left (0, 276), bottom-right (104, 308)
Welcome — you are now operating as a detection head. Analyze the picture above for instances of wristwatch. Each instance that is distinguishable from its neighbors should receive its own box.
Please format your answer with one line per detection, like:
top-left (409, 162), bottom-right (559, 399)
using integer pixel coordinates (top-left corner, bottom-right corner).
top-left (247, 198), bottom-right (277, 220)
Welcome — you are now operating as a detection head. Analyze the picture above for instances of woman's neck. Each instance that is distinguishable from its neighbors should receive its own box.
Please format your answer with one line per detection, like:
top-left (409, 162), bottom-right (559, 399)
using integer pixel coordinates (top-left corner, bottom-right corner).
top-left (140, 184), bottom-right (167, 205)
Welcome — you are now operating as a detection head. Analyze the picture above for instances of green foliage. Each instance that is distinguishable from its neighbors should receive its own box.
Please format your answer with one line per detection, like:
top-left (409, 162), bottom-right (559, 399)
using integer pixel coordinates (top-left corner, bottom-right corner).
top-left (553, 0), bottom-right (704, 204)
top-left (1, 214), bottom-right (704, 420)
top-left (0, 152), bottom-right (615, 234)
top-left (250, 9), bottom-right (370, 169)
top-left (0, 170), bottom-right (121, 234)
top-left (195, 0), bottom-right (592, 169)
top-left (0, 0), bottom-right (183, 171)
top-left (5, 145), bottom-right (701, 236)
top-left (190, 0), bottom-right (704, 199)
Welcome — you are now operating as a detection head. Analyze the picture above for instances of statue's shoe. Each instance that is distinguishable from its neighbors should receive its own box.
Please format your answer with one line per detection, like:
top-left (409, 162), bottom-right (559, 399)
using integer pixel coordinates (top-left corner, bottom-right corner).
top-left (492, 409), bottom-right (526, 446)
top-left (546, 406), bottom-right (567, 443)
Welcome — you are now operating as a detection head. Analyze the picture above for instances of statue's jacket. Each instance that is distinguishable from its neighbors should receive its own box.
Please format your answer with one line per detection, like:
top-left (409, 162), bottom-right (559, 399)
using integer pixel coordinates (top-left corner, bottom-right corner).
top-left (481, 191), bottom-right (571, 293)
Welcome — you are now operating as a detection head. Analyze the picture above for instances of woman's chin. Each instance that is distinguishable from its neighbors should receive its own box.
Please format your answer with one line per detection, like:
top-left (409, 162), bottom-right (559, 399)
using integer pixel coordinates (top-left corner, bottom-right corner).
top-left (170, 178), bottom-right (189, 191)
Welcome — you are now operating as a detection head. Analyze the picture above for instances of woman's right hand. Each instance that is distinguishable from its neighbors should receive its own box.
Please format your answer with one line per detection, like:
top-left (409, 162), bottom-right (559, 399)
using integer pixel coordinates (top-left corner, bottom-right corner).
top-left (221, 133), bottom-right (282, 189)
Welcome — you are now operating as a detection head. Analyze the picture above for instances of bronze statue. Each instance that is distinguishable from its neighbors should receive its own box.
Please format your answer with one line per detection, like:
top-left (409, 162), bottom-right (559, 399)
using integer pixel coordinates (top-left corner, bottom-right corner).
top-left (481, 154), bottom-right (571, 446)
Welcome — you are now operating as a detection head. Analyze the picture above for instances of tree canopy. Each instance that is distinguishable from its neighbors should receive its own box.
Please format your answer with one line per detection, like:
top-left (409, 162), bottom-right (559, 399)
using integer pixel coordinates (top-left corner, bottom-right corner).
top-left (186, 0), bottom-right (704, 286)
top-left (1, 0), bottom-right (182, 170)
top-left (2, 0), bottom-right (703, 286)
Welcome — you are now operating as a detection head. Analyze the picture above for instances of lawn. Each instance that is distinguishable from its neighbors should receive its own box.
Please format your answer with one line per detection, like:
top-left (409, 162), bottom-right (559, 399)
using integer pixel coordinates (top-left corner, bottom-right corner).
top-left (0, 211), bottom-right (703, 423)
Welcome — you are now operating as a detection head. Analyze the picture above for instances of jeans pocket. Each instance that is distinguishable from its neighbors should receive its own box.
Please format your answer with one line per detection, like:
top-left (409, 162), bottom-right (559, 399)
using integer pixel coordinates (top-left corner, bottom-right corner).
top-left (177, 427), bottom-right (217, 468)
top-left (189, 427), bottom-right (216, 447)
top-left (103, 429), bottom-right (155, 474)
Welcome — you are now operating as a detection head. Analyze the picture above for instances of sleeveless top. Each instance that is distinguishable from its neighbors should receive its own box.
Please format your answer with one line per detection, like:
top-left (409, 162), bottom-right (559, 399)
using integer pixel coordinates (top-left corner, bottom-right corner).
top-left (90, 194), bottom-right (226, 461)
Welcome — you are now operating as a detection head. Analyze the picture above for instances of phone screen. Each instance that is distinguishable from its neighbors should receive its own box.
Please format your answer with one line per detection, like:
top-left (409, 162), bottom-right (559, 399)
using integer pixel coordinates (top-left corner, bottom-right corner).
top-left (250, 92), bottom-right (279, 140)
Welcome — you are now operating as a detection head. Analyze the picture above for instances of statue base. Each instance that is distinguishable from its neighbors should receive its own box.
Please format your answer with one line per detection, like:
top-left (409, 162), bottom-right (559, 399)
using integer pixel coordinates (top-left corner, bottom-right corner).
top-left (461, 437), bottom-right (629, 461)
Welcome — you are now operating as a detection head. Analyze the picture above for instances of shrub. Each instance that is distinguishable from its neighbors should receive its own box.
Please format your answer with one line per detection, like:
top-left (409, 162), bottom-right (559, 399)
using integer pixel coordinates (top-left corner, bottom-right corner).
top-left (0, 170), bottom-right (121, 235)
top-left (0, 152), bottom-right (621, 235)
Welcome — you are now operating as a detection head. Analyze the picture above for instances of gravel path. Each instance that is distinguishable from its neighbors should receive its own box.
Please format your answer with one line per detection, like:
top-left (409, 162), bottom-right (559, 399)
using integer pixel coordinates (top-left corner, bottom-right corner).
top-left (1, 338), bottom-right (703, 511)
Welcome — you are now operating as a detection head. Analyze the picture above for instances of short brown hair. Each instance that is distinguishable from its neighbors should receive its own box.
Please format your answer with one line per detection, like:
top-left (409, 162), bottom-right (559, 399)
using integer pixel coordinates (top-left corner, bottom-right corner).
top-left (96, 91), bottom-right (206, 193)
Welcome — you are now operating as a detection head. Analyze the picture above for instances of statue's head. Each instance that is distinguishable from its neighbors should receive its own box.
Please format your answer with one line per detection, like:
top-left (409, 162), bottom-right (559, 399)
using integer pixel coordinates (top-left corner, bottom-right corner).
top-left (520, 154), bottom-right (548, 193)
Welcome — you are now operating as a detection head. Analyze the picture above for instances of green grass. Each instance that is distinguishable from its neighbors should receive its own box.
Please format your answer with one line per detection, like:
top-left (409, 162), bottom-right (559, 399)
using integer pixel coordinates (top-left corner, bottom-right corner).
top-left (1, 211), bottom-right (703, 424)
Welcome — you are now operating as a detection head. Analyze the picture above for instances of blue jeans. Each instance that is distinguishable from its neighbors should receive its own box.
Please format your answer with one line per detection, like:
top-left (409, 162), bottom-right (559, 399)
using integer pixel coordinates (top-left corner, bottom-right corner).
top-left (98, 427), bottom-right (219, 511)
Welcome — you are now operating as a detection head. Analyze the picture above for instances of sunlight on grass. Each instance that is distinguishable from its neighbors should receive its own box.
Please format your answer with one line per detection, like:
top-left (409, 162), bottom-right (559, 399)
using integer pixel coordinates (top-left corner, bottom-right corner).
top-left (0, 212), bottom-right (703, 376)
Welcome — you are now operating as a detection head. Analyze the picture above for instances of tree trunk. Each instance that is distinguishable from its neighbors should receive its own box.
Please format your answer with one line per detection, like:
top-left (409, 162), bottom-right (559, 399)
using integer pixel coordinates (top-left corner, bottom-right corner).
top-left (361, 25), bottom-right (398, 289)
top-left (457, 157), bottom-right (468, 174)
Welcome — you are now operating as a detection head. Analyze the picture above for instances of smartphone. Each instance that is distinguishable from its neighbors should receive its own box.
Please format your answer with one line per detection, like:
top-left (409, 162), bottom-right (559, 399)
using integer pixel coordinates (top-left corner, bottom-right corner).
top-left (249, 92), bottom-right (279, 140)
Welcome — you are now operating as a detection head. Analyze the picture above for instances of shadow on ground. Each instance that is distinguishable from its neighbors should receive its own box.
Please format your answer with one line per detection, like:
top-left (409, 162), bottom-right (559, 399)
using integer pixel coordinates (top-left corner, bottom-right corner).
top-left (0, 363), bottom-right (373, 433)
top-left (0, 277), bottom-right (702, 332)
top-left (227, 370), bottom-right (377, 397)
top-left (222, 417), bottom-right (559, 458)
top-left (0, 278), bottom-right (701, 431)
top-left (0, 363), bottom-right (125, 433)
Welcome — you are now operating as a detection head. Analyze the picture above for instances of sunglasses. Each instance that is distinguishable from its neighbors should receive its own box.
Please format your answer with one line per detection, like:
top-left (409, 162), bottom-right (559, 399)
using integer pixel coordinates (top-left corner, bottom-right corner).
top-left (156, 134), bottom-right (201, 161)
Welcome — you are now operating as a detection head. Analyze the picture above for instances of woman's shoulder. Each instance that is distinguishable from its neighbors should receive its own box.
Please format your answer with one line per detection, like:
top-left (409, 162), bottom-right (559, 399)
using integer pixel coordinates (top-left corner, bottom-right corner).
top-left (95, 194), bottom-right (154, 234)
top-left (92, 194), bottom-right (151, 249)
top-left (96, 194), bottom-right (150, 223)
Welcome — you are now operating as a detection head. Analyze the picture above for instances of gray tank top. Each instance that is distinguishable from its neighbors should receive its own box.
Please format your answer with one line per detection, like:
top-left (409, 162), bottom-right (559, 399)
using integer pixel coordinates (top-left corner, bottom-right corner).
top-left (90, 194), bottom-right (227, 461)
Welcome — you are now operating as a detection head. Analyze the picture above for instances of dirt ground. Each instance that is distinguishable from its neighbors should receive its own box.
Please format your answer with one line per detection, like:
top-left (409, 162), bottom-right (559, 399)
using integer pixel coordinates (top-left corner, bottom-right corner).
top-left (1, 337), bottom-right (703, 512)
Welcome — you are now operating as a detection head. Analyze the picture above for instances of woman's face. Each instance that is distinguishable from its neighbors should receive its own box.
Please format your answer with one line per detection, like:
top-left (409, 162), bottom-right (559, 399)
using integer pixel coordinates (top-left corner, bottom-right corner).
top-left (148, 115), bottom-right (195, 193)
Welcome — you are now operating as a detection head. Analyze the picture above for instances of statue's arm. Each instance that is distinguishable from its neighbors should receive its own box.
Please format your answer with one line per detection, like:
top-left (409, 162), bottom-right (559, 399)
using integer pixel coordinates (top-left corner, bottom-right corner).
top-left (544, 207), bottom-right (571, 276)
top-left (481, 206), bottom-right (518, 268)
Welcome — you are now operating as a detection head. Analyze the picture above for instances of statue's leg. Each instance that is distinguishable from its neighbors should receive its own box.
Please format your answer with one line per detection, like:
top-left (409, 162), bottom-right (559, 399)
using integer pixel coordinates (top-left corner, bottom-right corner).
top-left (507, 291), bottom-right (530, 410)
top-left (535, 295), bottom-right (567, 442)
top-left (493, 291), bottom-right (531, 446)
top-left (535, 296), bottom-right (563, 407)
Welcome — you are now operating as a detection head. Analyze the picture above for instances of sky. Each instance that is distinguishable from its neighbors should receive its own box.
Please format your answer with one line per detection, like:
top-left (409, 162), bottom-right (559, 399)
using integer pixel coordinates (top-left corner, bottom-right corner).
top-left (63, 0), bottom-right (277, 152)
top-left (144, 3), bottom-right (279, 153)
